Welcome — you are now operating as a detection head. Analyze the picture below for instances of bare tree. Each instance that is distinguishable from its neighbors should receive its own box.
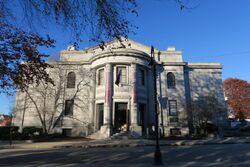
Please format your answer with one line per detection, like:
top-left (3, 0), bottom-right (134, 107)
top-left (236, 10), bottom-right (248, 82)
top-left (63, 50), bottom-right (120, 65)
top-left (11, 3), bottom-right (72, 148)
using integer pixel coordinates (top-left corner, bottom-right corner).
top-left (0, 0), bottom-right (138, 42)
top-left (22, 63), bottom-right (94, 134)
top-left (0, 0), bottom-right (195, 93)
top-left (0, 23), bottom-right (55, 94)
top-left (0, 0), bottom-right (137, 93)
top-left (192, 95), bottom-right (225, 135)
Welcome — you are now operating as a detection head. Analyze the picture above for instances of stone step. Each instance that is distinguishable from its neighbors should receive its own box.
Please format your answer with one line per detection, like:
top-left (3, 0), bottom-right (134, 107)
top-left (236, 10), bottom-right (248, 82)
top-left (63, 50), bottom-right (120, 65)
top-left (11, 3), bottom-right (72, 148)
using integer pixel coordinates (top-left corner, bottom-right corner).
top-left (110, 131), bottom-right (132, 140)
top-left (87, 131), bottom-right (106, 140)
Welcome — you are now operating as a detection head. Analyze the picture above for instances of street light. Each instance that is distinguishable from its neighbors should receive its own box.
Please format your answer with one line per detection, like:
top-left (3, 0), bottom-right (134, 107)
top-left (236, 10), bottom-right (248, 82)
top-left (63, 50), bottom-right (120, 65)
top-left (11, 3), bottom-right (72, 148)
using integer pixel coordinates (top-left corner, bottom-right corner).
top-left (149, 46), bottom-right (163, 165)
top-left (9, 114), bottom-right (13, 147)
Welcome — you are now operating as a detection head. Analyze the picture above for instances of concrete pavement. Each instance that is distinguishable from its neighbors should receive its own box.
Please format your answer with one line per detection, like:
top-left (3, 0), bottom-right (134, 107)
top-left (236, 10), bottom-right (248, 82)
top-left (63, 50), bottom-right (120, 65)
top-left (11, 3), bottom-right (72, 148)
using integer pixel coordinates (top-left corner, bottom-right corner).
top-left (1, 137), bottom-right (250, 150)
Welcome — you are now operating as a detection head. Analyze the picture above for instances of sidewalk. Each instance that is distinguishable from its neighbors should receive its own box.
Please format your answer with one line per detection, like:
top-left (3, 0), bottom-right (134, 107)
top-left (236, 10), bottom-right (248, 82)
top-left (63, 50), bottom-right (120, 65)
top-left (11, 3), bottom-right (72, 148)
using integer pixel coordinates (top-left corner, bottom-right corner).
top-left (58, 137), bottom-right (250, 149)
top-left (0, 140), bottom-right (84, 150)
top-left (1, 137), bottom-right (250, 150)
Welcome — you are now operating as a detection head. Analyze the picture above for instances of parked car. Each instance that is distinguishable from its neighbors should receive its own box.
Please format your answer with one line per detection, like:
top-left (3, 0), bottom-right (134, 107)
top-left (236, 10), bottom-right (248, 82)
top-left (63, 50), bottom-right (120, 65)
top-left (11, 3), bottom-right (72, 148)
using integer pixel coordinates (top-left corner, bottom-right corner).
top-left (230, 121), bottom-right (242, 130)
top-left (240, 124), bottom-right (250, 132)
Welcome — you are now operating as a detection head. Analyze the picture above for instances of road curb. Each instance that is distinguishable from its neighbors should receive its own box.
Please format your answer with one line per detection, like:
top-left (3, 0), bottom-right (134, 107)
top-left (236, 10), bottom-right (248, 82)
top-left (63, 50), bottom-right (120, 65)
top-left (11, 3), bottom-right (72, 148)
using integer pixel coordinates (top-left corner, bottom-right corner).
top-left (2, 138), bottom-right (250, 150)
top-left (55, 140), bottom-right (250, 149)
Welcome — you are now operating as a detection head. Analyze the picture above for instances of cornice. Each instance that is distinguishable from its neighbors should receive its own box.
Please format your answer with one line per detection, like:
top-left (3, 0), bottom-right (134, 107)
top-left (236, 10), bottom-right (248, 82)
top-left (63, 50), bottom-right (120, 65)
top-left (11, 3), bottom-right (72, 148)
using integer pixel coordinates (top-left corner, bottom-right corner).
top-left (186, 63), bottom-right (223, 69)
top-left (88, 48), bottom-right (151, 63)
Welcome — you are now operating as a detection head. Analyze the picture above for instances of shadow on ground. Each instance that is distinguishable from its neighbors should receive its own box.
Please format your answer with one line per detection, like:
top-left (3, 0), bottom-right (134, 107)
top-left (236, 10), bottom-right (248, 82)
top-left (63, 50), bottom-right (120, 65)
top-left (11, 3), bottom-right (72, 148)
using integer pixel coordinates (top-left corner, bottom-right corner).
top-left (1, 144), bottom-right (250, 166)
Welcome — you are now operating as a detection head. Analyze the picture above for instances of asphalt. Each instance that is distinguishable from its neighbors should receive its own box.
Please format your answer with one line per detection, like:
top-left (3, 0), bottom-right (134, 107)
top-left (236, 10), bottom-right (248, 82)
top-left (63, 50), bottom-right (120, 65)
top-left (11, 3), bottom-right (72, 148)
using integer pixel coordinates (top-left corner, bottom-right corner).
top-left (1, 137), bottom-right (250, 150)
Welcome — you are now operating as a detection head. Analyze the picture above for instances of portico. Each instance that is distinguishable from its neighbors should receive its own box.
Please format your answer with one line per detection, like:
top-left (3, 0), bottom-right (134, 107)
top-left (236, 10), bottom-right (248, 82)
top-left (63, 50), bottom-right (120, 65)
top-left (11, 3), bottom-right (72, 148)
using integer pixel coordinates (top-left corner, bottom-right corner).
top-left (98, 61), bottom-right (144, 137)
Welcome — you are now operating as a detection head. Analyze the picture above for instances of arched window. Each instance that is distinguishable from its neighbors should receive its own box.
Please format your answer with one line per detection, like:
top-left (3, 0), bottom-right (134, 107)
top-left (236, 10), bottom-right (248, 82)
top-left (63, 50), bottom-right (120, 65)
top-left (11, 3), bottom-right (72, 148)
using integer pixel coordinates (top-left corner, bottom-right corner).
top-left (98, 68), bottom-right (104, 85)
top-left (67, 72), bottom-right (76, 88)
top-left (167, 72), bottom-right (175, 88)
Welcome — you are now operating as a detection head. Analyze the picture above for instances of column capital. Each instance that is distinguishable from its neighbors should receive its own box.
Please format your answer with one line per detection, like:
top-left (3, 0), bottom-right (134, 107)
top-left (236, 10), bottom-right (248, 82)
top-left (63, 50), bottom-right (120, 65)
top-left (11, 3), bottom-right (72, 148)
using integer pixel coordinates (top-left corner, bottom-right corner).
top-left (131, 63), bottom-right (137, 68)
top-left (105, 63), bottom-right (112, 67)
top-left (105, 63), bottom-right (112, 74)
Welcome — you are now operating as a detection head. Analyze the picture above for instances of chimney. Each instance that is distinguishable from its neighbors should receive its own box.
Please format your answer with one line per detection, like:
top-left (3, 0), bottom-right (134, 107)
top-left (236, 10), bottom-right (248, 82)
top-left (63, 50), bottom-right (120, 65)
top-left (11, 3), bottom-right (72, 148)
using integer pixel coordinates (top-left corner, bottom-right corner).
top-left (166, 46), bottom-right (176, 51)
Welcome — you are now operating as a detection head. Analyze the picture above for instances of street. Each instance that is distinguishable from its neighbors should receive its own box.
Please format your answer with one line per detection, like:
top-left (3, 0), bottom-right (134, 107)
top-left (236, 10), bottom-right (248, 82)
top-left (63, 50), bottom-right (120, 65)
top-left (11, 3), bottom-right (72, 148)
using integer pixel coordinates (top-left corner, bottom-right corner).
top-left (1, 144), bottom-right (250, 166)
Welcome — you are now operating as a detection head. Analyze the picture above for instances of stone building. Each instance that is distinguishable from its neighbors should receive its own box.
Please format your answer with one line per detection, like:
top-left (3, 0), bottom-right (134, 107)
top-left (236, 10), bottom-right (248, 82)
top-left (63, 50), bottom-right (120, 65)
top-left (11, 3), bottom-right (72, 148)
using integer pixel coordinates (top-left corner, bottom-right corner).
top-left (13, 38), bottom-right (227, 137)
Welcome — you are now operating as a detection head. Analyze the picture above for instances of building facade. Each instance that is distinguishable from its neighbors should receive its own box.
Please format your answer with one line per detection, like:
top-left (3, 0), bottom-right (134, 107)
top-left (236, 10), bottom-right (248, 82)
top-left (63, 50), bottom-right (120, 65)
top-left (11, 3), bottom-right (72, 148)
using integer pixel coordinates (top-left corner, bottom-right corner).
top-left (0, 115), bottom-right (12, 127)
top-left (13, 38), bottom-right (227, 137)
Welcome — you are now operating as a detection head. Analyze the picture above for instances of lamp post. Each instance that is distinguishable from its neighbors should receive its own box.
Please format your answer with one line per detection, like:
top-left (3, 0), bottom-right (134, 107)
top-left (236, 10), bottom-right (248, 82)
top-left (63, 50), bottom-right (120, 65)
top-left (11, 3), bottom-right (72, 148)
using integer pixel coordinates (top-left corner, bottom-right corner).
top-left (9, 114), bottom-right (13, 147)
top-left (149, 46), bottom-right (162, 165)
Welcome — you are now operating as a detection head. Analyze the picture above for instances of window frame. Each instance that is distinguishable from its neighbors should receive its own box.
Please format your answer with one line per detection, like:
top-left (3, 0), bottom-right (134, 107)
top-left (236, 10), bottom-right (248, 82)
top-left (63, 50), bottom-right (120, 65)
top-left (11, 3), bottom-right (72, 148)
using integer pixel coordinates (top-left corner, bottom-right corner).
top-left (170, 128), bottom-right (181, 136)
top-left (97, 68), bottom-right (105, 86)
top-left (138, 103), bottom-right (146, 126)
top-left (169, 117), bottom-right (178, 123)
top-left (62, 128), bottom-right (72, 136)
top-left (116, 66), bottom-right (128, 84)
top-left (67, 72), bottom-right (76, 88)
top-left (64, 99), bottom-right (74, 116)
top-left (167, 72), bottom-right (176, 89)
top-left (138, 68), bottom-right (145, 86)
top-left (96, 103), bottom-right (104, 129)
top-left (168, 100), bottom-right (177, 116)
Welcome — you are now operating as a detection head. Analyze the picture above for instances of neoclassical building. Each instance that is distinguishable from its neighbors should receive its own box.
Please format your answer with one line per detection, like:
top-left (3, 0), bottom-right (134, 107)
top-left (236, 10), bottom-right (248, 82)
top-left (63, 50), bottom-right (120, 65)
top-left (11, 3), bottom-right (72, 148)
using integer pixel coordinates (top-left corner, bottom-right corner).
top-left (14, 38), bottom-right (227, 137)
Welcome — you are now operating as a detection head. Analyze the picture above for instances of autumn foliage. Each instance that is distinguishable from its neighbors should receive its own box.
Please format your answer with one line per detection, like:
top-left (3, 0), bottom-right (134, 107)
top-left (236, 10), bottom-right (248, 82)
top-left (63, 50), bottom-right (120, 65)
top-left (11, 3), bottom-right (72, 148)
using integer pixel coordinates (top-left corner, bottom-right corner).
top-left (224, 78), bottom-right (250, 119)
top-left (0, 0), bottom-right (137, 93)
top-left (0, 23), bottom-right (54, 93)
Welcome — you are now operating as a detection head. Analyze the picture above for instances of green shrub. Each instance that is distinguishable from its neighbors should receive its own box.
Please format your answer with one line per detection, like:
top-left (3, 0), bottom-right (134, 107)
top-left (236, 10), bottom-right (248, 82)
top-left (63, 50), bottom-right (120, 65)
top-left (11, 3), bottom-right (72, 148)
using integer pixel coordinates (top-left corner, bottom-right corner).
top-left (21, 127), bottom-right (43, 140)
top-left (0, 126), bottom-right (20, 140)
top-left (197, 123), bottom-right (218, 136)
top-left (204, 123), bottom-right (218, 134)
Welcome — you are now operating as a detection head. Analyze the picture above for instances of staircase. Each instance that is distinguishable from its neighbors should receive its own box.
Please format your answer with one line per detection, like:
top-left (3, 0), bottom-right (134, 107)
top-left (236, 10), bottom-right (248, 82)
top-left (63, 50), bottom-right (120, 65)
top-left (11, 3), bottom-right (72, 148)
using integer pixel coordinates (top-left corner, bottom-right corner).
top-left (88, 130), bottom-right (144, 140)
top-left (87, 130), bottom-right (107, 140)
top-left (110, 131), bottom-right (131, 140)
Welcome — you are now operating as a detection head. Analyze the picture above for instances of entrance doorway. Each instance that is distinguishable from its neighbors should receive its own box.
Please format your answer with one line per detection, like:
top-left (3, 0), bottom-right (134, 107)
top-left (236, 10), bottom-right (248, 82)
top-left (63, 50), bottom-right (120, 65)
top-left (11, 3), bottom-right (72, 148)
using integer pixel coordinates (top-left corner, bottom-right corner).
top-left (114, 103), bottom-right (128, 133)
top-left (138, 103), bottom-right (146, 135)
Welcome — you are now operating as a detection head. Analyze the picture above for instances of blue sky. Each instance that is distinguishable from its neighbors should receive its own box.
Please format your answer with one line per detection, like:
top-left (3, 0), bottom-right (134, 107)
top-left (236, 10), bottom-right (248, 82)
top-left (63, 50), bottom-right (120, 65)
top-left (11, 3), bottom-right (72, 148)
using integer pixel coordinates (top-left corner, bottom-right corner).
top-left (1, 0), bottom-right (250, 115)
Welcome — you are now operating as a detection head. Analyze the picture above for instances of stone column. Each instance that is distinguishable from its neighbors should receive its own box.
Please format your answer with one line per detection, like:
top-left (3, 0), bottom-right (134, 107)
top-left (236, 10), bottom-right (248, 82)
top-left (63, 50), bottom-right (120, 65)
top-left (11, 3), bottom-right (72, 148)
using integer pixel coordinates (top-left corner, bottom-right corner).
top-left (89, 69), bottom-right (96, 130)
top-left (130, 63), bottom-right (141, 136)
top-left (100, 63), bottom-right (112, 137)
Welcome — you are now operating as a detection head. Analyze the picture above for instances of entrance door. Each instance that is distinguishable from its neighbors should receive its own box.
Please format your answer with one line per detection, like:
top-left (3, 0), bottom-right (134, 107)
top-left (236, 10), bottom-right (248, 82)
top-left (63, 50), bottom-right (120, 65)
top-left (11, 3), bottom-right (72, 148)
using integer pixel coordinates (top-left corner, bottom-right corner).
top-left (138, 103), bottom-right (146, 135)
top-left (114, 103), bottom-right (127, 132)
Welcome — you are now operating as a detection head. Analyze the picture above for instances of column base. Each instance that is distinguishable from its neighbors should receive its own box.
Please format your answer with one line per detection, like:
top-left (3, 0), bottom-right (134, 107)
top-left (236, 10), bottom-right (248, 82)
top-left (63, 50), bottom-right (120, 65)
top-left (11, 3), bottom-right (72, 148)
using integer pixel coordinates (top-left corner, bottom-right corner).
top-left (130, 124), bottom-right (142, 138)
top-left (100, 124), bottom-right (111, 138)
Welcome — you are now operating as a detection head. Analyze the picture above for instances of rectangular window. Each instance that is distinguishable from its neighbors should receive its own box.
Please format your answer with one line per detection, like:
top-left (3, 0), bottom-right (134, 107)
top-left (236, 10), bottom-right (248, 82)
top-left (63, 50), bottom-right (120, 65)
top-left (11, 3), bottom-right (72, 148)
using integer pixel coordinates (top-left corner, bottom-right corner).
top-left (169, 117), bottom-right (178, 123)
top-left (138, 103), bottom-right (145, 126)
top-left (117, 67), bottom-right (127, 84)
top-left (65, 100), bottom-right (74, 116)
top-left (62, 129), bottom-right (72, 136)
top-left (138, 69), bottom-right (145, 86)
top-left (170, 128), bottom-right (181, 136)
top-left (98, 68), bottom-right (104, 85)
top-left (169, 100), bottom-right (177, 116)
top-left (96, 103), bottom-right (104, 130)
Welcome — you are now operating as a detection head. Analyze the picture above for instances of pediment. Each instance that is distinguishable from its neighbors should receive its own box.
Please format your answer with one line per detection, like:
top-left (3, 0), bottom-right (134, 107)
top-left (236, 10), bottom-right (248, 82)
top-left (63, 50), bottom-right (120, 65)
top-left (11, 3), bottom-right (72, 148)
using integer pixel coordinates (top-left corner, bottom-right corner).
top-left (84, 37), bottom-right (152, 55)
top-left (61, 37), bottom-right (183, 63)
